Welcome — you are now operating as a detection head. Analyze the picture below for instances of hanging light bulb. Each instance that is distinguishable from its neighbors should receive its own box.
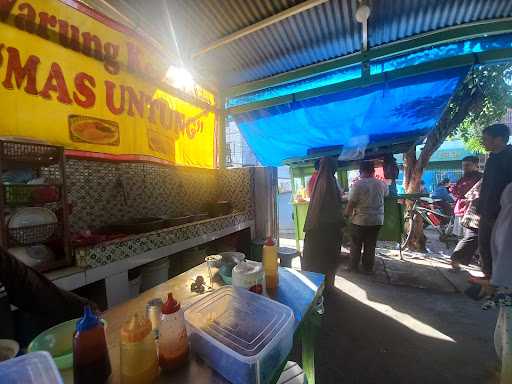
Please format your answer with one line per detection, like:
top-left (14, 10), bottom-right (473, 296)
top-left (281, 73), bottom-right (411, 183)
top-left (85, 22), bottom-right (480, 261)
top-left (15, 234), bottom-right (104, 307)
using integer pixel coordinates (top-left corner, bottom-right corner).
top-left (165, 65), bottom-right (195, 91)
top-left (355, 3), bottom-right (371, 23)
top-left (355, 1), bottom-right (371, 52)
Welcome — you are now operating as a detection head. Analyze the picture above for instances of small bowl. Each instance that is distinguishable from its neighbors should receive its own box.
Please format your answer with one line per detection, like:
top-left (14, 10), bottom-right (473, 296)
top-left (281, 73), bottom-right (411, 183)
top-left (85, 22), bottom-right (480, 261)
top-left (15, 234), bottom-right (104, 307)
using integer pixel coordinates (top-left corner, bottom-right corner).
top-left (219, 264), bottom-right (233, 284)
top-left (0, 339), bottom-right (19, 362)
top-left (27, 318), bottom-right (107, 370)
top-left (219, 252), bottom-right (245, 266)
top-left (218, 252), bottom-right (245, 284)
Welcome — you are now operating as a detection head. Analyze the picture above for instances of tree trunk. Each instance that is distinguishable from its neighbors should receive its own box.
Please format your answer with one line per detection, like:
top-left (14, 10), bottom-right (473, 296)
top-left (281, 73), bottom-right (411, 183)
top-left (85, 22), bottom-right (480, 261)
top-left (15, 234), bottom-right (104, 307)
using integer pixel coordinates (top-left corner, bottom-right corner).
top-left (402, 82), bottom-right (484, 251)
top-left (403, 146), bottom-right (426, 251)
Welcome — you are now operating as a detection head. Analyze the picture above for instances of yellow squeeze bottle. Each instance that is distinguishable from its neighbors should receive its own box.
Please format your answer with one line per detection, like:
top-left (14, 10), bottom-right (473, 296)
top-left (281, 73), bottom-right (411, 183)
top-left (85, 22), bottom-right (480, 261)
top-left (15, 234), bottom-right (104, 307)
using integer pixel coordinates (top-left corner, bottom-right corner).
top-left (120, 313), bottom-right (159, 384)
top-left (263, 237), bottom-right (279, 290)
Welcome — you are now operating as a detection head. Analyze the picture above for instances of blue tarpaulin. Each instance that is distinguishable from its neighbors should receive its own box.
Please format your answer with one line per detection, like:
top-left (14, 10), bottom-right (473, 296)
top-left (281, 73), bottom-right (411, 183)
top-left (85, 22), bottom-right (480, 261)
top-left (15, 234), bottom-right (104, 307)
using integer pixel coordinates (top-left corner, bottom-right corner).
top-left (233, 67), bottom-right (469, 166)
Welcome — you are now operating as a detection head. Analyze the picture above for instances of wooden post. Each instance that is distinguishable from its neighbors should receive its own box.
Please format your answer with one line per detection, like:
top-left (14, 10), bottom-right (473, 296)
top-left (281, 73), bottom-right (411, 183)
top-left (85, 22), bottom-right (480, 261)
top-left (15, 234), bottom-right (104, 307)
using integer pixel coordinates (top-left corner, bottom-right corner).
top-left (217, 105), bottom-right (227, 169)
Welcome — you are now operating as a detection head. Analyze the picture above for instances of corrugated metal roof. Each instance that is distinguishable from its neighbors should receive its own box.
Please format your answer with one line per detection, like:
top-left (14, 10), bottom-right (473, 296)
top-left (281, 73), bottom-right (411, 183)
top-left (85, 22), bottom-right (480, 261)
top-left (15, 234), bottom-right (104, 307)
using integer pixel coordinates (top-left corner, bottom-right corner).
top-left (369, 0), bottom-right (512, 47)
top-left (106, 0), bottom-right (512, 89)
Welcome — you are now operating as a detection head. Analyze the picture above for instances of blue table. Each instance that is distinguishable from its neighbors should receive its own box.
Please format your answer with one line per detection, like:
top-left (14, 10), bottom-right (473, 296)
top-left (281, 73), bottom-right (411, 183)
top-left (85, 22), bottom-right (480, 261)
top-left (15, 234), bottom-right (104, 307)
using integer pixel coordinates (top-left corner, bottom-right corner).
top-left (268, 268), bottom-right (325, 384)
top-left (105, 264), bottom-right (325, 384)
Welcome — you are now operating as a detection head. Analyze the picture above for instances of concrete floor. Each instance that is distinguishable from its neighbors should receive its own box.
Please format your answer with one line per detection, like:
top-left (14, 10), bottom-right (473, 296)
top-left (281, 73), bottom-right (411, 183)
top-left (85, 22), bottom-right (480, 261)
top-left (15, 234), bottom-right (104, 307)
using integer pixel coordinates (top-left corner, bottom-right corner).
top-left (280, 228), bottom-right (499, 383)
top-left (314, 255), bottom-right (498, 384)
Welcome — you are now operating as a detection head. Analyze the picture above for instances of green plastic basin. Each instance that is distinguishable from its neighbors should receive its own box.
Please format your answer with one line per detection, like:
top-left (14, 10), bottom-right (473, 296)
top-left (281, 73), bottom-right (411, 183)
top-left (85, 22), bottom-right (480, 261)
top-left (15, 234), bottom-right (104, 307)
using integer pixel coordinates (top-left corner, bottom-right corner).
top-left (27, 318), bottom-right (107, 370)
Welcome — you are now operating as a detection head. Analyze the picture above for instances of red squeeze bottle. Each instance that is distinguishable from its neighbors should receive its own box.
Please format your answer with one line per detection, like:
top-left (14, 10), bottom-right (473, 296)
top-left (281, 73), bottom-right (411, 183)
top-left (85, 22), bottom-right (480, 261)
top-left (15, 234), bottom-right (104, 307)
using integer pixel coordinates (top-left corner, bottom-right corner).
top-left (159, 293), bottom-right (189, 371)
top-left (73, 306), bottom-right (111, 384)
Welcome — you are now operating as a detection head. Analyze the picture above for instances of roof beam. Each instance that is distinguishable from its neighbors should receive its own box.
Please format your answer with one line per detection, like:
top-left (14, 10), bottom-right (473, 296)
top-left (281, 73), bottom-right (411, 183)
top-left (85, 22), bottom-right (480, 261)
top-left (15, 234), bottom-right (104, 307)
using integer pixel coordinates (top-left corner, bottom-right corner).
top-left (226, 47), bottom-right (512, 115)
top-left (191, 0), bottom-right (329, 59)
top-left (284, 134), bottom-right (421, 166)
top-left (226, 17), bottom-right (512, 98)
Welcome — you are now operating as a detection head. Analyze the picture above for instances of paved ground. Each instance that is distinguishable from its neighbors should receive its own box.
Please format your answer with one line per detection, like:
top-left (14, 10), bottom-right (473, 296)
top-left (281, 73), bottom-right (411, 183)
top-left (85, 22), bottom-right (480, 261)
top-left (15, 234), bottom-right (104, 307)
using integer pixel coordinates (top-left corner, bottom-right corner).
top-left (316, 268), bottom-right (498, 384)
top-left (281, 230), bottom-right (499, 384)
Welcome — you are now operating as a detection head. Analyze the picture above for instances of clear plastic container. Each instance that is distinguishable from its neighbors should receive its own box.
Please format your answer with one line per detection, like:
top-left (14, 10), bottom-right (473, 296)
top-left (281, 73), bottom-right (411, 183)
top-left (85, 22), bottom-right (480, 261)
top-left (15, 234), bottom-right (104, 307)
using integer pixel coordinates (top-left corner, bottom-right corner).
top-left (0, 351), bottom-right (63, 384)
top-left (185, 286), bottom-right (294, 384)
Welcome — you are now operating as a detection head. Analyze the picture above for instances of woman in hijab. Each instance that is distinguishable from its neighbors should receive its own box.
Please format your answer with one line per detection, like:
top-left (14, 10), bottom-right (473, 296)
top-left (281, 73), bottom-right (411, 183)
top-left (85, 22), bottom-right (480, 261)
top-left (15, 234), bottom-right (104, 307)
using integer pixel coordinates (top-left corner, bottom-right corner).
top-left (302, 157), bottom-right (344, 289)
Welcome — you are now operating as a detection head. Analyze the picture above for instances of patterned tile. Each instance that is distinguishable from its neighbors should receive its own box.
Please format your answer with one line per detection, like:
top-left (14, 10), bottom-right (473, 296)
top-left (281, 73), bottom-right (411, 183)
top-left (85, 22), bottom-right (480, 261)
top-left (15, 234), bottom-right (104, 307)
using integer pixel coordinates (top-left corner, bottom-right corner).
top-left (75, 212), bottom-right (252, 268)
top-left (65, 159), bottom-right (254, 267)
top-left (66, 160), bottom-right (253, 232)
top-left (218, 168), bottom-right (255, 217)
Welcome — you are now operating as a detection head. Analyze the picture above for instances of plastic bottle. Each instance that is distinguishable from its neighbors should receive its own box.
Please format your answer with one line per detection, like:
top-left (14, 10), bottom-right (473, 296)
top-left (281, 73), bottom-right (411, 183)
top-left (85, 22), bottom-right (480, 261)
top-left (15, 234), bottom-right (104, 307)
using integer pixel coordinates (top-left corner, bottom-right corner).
top-left (73, 306), bottom-right (111, 384)
top-left (159, 293), bottom-right (189, 371)
top-left (263, 237), bottom-right (279, 290)
top-left (120, 313), bottom-right (159, 384)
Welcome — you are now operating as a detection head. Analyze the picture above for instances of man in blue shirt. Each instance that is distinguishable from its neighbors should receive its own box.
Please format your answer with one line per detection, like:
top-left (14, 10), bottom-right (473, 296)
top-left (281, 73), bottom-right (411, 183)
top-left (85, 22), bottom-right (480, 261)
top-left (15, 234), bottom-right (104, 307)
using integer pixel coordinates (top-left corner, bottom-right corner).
top-left (431, 177), bottom-right (454, 217)
top-left (431, 177), bottom-right (454, 203)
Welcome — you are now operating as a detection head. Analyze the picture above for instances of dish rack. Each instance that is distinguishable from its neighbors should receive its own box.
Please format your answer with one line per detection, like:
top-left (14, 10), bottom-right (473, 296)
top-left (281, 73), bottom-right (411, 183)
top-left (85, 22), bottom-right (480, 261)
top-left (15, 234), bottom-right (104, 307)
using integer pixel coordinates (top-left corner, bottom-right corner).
top-left (0, 140), bottom-right (72, 271)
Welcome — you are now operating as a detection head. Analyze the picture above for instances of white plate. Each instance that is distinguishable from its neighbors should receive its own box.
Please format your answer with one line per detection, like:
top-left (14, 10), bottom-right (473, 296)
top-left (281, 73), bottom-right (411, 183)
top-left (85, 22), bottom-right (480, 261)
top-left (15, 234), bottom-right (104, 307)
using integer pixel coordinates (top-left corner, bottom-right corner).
top-left (8, 208), bottom-right (58, 243)
top-left (8, 207), bottom-right (57, 229)
top-left (27, 177), bottom-right (47, 185)
top-left (8, 246), bottom-right (55, 267)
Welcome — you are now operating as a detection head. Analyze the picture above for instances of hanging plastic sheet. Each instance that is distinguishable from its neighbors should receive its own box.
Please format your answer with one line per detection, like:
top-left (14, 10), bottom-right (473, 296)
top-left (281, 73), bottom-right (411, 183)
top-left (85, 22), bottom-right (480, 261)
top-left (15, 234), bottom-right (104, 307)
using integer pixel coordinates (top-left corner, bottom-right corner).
top-left (232, 67), bottom-right (470, 166)
top-left (338, 135), bottom-right (370, 161)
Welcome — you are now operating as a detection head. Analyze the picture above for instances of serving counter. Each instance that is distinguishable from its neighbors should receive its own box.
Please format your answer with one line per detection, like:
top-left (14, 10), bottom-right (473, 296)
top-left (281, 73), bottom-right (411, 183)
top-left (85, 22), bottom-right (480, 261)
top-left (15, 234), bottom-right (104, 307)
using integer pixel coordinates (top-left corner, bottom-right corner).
top-left (46, 213), bottom-right (253, 308)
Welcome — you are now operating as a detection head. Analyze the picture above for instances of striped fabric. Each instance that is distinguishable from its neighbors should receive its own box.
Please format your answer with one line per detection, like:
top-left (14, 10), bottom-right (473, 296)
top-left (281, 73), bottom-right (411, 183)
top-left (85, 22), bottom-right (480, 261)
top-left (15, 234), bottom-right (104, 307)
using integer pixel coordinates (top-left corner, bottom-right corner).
top-left (461, 180), bottom-right (481, 229)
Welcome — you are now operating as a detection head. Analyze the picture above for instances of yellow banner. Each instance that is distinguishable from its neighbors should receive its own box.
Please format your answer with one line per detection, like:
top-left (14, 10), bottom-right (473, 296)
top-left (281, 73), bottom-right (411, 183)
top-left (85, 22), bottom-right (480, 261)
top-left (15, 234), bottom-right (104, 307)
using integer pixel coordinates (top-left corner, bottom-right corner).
top-left (0, 0), bottom-right (216, 168)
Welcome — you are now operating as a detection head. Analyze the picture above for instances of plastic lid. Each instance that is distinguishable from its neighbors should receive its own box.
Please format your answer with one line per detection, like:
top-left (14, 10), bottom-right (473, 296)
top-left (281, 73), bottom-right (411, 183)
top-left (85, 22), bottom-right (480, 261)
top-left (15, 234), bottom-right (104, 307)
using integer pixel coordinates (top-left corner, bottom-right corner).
top-left (161, 293), bottom-right (180, 314)
top-left (0, 352), bottom-right (63, 384)
top-left (185, 286), bottom-right (294, 357)
top-left (264, 237), bottom-right (275, 246)
top-left (232, 260), bottom-right (263, 276)
top-left (120, 313), bottom-right (152, 343)
top-left (76, 306), bottom-right (99, 332)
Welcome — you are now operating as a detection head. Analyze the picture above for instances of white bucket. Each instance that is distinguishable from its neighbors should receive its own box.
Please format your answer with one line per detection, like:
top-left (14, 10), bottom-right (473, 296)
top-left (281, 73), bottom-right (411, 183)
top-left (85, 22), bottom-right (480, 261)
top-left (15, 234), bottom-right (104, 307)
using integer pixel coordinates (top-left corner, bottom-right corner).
top-left (140, 257), bottom-right (170, 292)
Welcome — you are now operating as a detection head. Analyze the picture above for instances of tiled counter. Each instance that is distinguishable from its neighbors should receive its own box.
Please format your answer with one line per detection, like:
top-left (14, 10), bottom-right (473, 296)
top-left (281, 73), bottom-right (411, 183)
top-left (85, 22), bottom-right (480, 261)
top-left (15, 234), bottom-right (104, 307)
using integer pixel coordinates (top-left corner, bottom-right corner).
top-left (47, 212), bottom-right (254, 300)
top-left (75, 212), bottom-right (253, 268)
top-left (43, 159), bottom-right (256, 307)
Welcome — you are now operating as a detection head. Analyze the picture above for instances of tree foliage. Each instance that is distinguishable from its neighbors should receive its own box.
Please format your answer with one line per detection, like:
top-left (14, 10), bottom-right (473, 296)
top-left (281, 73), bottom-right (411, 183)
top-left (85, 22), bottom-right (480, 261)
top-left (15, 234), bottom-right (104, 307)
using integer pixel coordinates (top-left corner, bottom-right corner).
top-left (455, 65), bottom-right (512, 152)
top-left (403, 64), bottom-right (512, 251)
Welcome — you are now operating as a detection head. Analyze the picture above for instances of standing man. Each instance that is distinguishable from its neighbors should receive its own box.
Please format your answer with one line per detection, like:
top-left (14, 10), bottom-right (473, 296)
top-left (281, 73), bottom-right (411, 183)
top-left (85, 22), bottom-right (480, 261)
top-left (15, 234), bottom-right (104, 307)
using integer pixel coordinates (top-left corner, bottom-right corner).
top-left (451, 180), bottom-right (482, 270)
top-left (451, 156), bottom-right (482, 237)
top-left (345, 161), bottom-right (389, 274)
top-left (478, 123), bottom-right (512, 279)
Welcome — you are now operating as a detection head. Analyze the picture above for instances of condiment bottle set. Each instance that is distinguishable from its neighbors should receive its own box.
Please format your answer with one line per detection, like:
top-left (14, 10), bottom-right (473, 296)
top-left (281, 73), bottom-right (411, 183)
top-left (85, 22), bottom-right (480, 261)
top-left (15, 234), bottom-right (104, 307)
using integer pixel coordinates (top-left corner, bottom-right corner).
top-left (73, 292), bottom-right (189, 383)
top-left (73, 268), bottom-right (283, 383)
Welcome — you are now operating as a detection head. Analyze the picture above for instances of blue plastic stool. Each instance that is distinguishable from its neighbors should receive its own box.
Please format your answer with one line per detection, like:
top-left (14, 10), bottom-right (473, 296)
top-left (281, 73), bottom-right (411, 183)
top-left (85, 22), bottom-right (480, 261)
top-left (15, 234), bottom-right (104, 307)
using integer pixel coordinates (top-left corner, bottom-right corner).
top-left (278, 247), bottom-right (299, 268)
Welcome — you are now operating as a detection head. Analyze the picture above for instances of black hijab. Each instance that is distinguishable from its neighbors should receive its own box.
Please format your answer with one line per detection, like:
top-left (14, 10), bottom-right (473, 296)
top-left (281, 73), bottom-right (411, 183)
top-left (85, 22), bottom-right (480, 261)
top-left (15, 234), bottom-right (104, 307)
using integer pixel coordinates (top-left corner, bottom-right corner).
top-left (303, 157), bottom-right (344, 231)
